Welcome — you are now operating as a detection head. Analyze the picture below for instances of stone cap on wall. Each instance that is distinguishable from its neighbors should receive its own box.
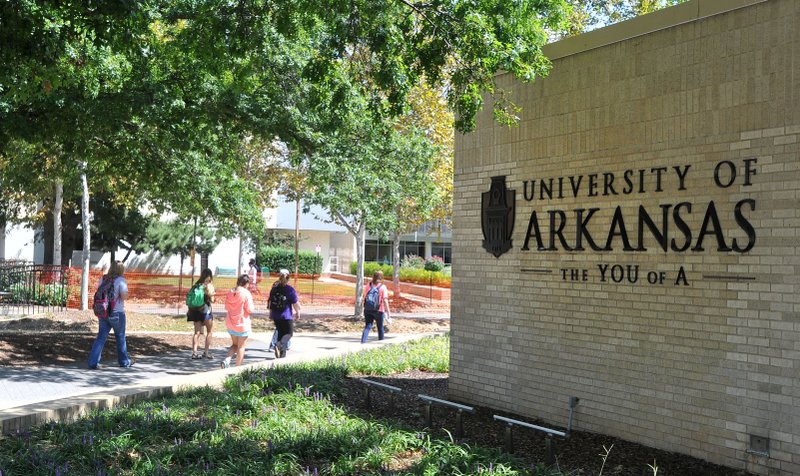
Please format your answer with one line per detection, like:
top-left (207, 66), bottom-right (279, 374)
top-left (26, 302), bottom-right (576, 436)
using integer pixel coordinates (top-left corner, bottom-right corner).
top-left (543, 0), bottom-right (768, 61)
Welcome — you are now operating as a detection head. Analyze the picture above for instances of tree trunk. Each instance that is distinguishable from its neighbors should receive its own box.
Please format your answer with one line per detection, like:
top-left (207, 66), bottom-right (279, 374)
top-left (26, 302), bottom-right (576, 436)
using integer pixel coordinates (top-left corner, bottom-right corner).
top-left (190, 216), bottom-right (197, 282)
top-left (294, 198), bottom-right (300, 287)
top-left (79, 162), bottom-right (90, 310)
top-left (237, 229), bottom-right (244, 278)
top-left (178, 251), bottom-right (185, 300)
top-left (354, 219), bottom-right (366, 317)
top-left (53, 180), bottom-right (63, 266)
top-left (392, 231), bottom-right (401, 298)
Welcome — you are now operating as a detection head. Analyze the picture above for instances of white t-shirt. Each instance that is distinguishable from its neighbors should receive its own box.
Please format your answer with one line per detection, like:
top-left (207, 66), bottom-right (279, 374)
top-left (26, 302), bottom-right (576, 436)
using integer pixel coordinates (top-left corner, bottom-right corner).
top-left (248, 265), bottom-right (258, 285)
top-left (112, 277), bottom-right (128, 312)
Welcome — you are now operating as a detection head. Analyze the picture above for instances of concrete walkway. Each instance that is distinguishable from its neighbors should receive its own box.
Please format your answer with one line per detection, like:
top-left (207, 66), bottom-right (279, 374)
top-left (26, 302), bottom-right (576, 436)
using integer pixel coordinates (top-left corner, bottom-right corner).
top-left (0, 331), bottom-right (439, 434)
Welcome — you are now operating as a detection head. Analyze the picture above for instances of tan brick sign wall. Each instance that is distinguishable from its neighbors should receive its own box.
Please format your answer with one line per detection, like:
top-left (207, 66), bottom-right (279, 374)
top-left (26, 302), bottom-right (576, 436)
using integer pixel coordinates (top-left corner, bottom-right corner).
top-left (451, 1), bottom-right (799, 474)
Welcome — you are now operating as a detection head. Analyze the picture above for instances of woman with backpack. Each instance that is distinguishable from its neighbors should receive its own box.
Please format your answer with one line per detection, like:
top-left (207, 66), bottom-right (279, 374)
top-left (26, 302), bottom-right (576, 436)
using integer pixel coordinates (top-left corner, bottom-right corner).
top-left (221, 274), bottom-right (255, 368)
top-left (361, 270), bottom-right (391, 344)
top-left (267, 268), bottom-right (300, 358)
top-left (88, 261), bottom-right (134, 369)
top-left (186, 268), bottom-right (215, 360)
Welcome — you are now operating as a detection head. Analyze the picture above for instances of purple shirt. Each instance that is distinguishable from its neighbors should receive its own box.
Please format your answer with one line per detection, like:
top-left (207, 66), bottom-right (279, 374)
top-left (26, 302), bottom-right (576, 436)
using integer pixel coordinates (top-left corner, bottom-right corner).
top-left (268, 284), bottom-right (298, 320)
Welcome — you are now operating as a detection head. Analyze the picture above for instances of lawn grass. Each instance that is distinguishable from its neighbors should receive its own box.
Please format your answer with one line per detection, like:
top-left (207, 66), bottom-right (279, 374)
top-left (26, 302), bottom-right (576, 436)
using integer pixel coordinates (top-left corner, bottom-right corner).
top-left (0, 335), bottom-right (558, 475)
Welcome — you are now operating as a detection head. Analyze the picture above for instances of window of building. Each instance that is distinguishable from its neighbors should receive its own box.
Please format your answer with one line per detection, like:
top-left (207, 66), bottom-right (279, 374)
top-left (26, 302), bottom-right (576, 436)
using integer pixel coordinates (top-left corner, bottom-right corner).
top-left (365, 241), bottom-right (380, 263)
top-left (431, 242), bottom-right (452, 264)
top-left (399, 241), bottom-right (425, 259)
top-left (365, 240), bottom-right (425, 264)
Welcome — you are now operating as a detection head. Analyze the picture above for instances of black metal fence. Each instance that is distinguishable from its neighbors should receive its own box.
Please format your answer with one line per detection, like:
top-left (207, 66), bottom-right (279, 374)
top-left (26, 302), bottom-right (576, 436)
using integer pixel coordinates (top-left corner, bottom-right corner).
top-left (0, 260), bottom-right (70, 316)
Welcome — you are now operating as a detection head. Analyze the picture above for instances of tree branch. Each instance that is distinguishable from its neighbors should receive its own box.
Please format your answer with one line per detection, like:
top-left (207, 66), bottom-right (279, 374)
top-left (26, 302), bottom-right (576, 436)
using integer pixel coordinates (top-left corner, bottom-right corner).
top-left (333, 209), bottom-right (359, 236)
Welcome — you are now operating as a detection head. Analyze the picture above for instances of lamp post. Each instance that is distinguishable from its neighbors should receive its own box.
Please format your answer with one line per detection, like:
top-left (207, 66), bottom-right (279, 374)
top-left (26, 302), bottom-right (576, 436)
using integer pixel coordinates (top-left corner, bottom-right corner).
top-left (312, 244), bottom-right (321, 303)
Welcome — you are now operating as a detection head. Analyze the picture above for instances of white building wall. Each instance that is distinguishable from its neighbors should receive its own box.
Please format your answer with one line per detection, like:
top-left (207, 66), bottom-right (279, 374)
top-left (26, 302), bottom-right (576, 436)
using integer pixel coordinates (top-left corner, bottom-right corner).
top-left (1, 224), bottom-right (36, 262)
top-left (1, 197), bottom-right (445, 275)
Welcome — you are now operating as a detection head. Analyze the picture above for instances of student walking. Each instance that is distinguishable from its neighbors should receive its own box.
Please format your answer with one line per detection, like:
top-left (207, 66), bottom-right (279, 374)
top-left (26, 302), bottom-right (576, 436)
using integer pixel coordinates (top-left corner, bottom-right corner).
top-left (361, 270), bottom-right (391, 343)
top-left (88, 261), bottom-right (134, 369)
top-left (268, 268), bottom-right (300, 358)
top-left (248, 258), bottom-right (259, 293)
top-left (186, 268), bottom-right (215, 359)
top-left (221, 274), bottom-right (255, 368)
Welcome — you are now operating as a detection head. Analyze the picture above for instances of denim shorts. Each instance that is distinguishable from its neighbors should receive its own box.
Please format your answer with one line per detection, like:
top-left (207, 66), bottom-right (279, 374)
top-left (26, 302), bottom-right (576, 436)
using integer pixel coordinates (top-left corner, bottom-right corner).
top-left (227, 329), bottom-right (250, 337)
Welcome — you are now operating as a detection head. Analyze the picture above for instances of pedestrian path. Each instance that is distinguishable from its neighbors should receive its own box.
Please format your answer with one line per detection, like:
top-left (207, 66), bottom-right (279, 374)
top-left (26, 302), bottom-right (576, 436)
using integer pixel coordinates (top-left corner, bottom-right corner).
top-left (0, 331), bottom-right (439, 434)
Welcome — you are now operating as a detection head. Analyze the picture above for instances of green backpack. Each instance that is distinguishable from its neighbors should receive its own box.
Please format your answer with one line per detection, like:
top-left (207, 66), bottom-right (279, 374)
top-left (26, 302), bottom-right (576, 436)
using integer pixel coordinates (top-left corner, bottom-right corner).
top-left (186, 284), bottom-right (206, 308)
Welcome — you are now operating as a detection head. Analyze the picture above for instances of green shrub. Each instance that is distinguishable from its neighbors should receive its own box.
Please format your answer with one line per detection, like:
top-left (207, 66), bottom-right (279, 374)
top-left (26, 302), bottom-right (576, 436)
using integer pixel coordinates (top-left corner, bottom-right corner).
top-left (400, 254), bottom-right (425, 269)
top-left (399, 268), bottom-right (451, 287)
top-left (343, 334), bottom-right (450, 375)
top-left (0, 270), bottom-right (24, 290)
top-left (257, 246), bottom-right (322, 275)
top-left (7, 283), bottom-right (67, 306)
top-left (424, 255), bottom-right (445, 272)
top-left (349, 261), bottom-right (451, 287)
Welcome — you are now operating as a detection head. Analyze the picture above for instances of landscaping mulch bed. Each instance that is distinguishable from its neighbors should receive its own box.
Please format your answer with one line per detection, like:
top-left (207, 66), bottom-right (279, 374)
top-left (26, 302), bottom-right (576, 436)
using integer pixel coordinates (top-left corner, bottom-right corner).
top-left (338, 372), bottom-right (755, 476)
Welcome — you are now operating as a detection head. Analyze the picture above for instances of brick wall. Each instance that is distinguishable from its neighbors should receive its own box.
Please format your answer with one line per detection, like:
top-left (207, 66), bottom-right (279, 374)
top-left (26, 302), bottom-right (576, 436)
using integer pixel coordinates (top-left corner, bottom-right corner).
top-left (450, 1), bottom-right (799, 474)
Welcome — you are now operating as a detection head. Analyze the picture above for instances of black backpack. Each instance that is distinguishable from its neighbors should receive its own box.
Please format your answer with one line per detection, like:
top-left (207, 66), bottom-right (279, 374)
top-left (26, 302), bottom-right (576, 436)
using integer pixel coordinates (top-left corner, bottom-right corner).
top-left (269, 286), bottom-right (288, 312)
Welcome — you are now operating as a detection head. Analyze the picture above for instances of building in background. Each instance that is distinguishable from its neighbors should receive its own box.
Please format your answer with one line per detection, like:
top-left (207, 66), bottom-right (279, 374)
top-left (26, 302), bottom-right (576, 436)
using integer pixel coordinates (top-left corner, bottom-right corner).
top-left (265, 197), bottom-right (451, 273)
top-left (1, 196), bottom-right (451, 275)
top-left (0, 223), bottom-right (37, 262)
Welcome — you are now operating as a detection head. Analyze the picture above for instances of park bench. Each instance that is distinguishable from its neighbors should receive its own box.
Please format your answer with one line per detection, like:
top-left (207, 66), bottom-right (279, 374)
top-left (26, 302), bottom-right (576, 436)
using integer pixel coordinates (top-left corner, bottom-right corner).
top-left (417, 394), bottom-right (475, 439)
top-left (360, 379), bottom-right (403, 407)
top-left (492, 396), bottom-right (580, 465)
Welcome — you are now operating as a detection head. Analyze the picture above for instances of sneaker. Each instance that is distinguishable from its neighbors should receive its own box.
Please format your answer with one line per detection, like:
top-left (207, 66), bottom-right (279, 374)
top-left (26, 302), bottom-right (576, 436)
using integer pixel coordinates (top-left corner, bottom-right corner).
top-left (203, 353), bottom-right (213, 360)
top-left (274, 344), bottom-right (282, 359)
top-left (122, 357), bottom-right (136, 368)
top-left (220, 359), bottom-right (230, 369)
top-left (191, 353), bottom-right (200, 360)
top-left (88, 364), bottom-right (101, 370)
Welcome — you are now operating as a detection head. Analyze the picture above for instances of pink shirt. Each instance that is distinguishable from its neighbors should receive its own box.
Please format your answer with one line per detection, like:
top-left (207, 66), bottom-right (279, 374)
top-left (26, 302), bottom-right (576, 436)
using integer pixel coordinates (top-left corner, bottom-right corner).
top-left (225, 287), bottom-right (255, 333)
top-left (362, 283), bottom-right (389, 313)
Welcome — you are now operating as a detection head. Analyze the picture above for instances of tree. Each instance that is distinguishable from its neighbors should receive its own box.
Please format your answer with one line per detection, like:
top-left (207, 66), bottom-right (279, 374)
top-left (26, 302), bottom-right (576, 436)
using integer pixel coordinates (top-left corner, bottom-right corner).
top-left (279, 0), bottom-right (570, 132)
top-left (379, 81), bottom-right (455, 296)
top-left (138, 219), bottom-right (222, 294)
top-left (302, 76), bottom-right (437, 315)
top-left (382, 132), bottom-right (439, 298)
top-left (561, 0), bottom-right (688, 36)
top-left (0, 3), bottom-right (172, 305)
top-left (3, 0), bottom-right (578, 307)
top-left (89, 194), bottom-right (155, 263)
top-left (0, 2), bottom-right (268, 304)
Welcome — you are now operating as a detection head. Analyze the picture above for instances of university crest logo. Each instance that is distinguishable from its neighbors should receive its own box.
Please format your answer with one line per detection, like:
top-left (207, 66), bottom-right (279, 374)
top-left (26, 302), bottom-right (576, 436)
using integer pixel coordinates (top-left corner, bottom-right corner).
top-left (481, 175), bottom-right (515, 258)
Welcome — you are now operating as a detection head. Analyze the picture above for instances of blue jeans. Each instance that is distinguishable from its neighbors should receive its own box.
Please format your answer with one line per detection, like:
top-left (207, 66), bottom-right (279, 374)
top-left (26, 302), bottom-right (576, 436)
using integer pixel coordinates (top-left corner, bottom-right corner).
top-left (269, 329), bottom-right (291, 350)
top-left (88, 311), bottom-right (132, 368)
top-left (361, 310), bottom-right (385, 343)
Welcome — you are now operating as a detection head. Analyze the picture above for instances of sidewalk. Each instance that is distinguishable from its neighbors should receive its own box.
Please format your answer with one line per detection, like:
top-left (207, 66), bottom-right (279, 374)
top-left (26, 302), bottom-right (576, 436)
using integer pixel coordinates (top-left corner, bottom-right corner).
top-left (0, 331), bottom-right (441, 434)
